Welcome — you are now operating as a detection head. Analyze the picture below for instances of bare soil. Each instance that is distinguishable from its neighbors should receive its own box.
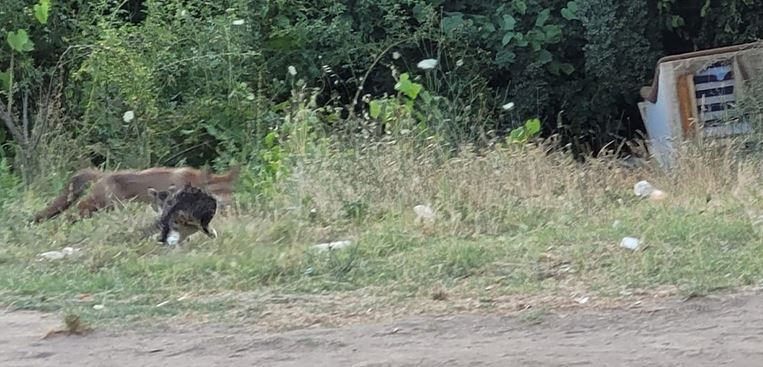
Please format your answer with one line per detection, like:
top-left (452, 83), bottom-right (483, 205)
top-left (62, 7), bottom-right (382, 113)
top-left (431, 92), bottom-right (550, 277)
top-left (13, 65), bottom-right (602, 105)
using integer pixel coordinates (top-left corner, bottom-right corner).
top-left (3, 291), bottom-right (763, 367)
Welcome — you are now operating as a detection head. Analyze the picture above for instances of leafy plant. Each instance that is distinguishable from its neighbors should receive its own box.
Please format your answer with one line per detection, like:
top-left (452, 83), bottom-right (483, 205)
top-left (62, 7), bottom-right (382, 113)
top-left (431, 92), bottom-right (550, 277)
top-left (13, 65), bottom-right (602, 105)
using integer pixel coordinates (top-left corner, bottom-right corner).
top-left (0, 0), bottom-right (54, 185)
top-left (508, 118), bottom-right (542, 145)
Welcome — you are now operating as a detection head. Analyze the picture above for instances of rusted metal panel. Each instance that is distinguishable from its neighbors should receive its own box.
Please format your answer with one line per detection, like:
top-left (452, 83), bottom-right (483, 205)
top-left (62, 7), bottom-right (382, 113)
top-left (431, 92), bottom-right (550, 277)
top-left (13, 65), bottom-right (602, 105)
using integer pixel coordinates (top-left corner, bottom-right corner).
top-left (676, 74), bottom-right (696, 137)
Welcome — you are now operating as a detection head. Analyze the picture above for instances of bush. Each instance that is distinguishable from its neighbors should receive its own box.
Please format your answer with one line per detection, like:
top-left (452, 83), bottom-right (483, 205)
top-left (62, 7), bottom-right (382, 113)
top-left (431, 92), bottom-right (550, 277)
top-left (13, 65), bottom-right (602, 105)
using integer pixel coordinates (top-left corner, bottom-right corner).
top-left (1, 0), bottom-right (763, 183)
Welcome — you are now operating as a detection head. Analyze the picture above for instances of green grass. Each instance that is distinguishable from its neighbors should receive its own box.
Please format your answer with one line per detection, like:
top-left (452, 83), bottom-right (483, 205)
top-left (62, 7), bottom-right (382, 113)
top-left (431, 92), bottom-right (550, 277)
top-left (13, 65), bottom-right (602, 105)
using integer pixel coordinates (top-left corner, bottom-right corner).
top-left (2, 187), bottom-right (762, 330)
top-left (3, 141), bottom-right (763, 330)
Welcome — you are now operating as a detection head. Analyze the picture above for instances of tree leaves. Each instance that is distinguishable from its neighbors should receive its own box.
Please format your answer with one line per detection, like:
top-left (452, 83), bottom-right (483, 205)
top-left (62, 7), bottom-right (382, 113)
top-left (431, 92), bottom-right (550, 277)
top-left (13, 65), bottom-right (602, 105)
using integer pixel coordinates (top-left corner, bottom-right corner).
top-left (535, 9), bottom-right (551, 27)
top-left (34, 0), bottom-right (51, 25)
top-left (394, 73), bottom-right (422, 100)
top-left (0, 70), bottom-right (9, 90)
top-left (6, 30), bottom-right (34, 53)
top-left (508, 118), bottom-right (542, 144)
top-left (369, 100), bottom-right (381, 119)
top-left (441, 13), bottom-right (464, 36)
top-left (502, 14), bottom-right (517, 31)
top-left (513, 0), bottom-right (528, 15)
top-left (537, 49), bottom-right (553, 65)
top-left (561, 1), bottom-right (580, 20)
top-left (525, 118), bottom-right (541, 135)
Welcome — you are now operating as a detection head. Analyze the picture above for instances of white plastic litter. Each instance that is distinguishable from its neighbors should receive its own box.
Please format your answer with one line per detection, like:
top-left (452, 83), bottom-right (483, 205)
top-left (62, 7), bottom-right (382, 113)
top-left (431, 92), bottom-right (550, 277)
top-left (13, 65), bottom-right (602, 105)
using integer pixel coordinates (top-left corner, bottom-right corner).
top-left (633, 180), bottom-right (655, 198)
top-left (312, 240), bottom-right (353, 252)
top-left (619, 237), bottom-right (641, 251)
top-left (413, 204), bottom-right (435, 224)
top-left (38, 247), bottom-right (82, 261)
top-left (634, 180), bottom-right (668, 201)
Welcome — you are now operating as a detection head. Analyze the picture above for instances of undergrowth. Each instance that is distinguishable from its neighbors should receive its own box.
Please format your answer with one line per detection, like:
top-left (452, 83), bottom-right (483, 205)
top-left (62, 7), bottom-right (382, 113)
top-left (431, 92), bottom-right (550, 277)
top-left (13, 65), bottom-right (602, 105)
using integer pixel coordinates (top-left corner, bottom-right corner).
top-left (2, 134), bottom-right (763, 330)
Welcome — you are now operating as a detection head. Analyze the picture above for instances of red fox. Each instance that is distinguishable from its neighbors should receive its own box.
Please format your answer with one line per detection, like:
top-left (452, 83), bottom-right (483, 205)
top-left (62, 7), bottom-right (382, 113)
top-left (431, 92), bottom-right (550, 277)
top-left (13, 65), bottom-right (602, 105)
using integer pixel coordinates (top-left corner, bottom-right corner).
top-left (32, 165), bottom-right (239, 223)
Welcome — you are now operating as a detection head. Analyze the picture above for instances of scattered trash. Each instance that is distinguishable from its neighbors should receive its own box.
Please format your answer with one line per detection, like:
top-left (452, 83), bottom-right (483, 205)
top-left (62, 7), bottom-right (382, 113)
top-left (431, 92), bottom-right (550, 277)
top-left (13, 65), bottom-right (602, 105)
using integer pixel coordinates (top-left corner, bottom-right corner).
top-left (633, 180), bottom-right (668, 202)
top-left (413, 204), bottom-right (435, 224)
top-left (122, 110), bottom-right (135, 123)
top-left (416, 58), bottom-right (438, 70)
top-left (312, 240), bottom-right (353, 252)
top-left (619, 237), bottom-right (641, 251)
top-left (575, 296), bottom-right (590, 304)
top-left (61, 247), bottom-right (82, 258)
top-left (649, 189), bottom-right (667, 201)
top-left (633, 180), bottom-right (655, 197)
top-left (38, 251), bottom-right (66, 260)
top-left (92, 304), bottom-right (105, 311)
top-left (37, 247), bottom-right (82, 261)
top-left (156, 300), bottom-right (170, 308)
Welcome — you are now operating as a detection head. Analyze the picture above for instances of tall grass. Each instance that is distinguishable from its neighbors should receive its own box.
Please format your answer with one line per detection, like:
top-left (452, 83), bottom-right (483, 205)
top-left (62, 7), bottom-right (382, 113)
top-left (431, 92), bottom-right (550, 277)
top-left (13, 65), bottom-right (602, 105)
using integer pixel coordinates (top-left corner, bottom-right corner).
top-left (3, 123), bottom-right (763, 330)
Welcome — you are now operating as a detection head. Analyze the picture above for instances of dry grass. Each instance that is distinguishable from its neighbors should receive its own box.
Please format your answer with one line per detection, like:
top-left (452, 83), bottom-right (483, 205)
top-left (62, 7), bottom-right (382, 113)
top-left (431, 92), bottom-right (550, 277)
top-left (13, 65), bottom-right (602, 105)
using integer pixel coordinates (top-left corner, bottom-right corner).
top-left (2, 132), bottom-right (763, 331)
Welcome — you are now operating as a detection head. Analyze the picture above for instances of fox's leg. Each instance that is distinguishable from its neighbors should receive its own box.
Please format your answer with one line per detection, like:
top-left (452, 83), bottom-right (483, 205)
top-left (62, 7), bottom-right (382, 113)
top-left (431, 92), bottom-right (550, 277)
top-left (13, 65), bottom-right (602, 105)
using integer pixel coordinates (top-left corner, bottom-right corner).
top-left (76, 195), bottom-right (112, 219)
top-left (76, 181), bottom-right (118, 220)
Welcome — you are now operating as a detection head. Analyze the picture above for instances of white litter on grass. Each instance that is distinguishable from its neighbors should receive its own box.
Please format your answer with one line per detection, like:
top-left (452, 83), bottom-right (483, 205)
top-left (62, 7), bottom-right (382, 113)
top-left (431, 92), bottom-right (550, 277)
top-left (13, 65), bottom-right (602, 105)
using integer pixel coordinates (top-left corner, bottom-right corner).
top-left (413, 204), bottom-right (435, 224)
top-left (166, 230), bottom-right (181, 246)
top-left (417, 58), bottom-right (438, 70)
top-left (312, 240), bottom-right (353, 252)
top-left (633, 180), bottom-right (654, 198)
top-left (122, 110), bottom-right (135, 123)
top-left (38, 247), bottom-right (82, 261)
top-left (61, 247), bottom-right (81, 257)
top-left (156, 300), bottom-right (171, 308)
top-left (38, 251), bottom-right (65, 260)
top-left (619, 237), bottom-right (641, 251)
top-left (634, 180), bottom-right (668, 201)
top-left (92, 304), bottom-right (105, 311)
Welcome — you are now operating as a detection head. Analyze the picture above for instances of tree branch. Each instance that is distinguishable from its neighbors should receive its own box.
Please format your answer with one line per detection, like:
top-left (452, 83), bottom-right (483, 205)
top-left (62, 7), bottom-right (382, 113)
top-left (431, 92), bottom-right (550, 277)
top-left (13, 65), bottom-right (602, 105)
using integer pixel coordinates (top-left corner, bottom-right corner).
top-left (22, 90), bottom-right (29, 144)
top-left (0, 99), bottom-right (25, 145)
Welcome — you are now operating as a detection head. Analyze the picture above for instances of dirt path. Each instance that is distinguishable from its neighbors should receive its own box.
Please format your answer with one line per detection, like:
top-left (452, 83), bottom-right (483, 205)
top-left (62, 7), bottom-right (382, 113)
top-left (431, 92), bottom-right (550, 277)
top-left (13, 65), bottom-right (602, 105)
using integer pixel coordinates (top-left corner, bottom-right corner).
top-left (3, 291), bottom-right (763, 367)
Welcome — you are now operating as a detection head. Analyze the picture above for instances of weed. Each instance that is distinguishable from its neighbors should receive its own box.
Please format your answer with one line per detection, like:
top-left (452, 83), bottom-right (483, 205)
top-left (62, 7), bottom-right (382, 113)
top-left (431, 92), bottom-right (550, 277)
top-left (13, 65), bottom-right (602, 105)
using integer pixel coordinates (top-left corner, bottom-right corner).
top-left (3, 131), bottom-right (763, 329)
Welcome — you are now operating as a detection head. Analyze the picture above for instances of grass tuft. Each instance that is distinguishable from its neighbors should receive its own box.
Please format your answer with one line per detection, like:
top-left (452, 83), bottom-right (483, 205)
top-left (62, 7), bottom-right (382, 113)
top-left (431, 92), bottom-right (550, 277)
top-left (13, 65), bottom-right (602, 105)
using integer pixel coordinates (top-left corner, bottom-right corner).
top-left (3, 135), bottom-right (763, 329)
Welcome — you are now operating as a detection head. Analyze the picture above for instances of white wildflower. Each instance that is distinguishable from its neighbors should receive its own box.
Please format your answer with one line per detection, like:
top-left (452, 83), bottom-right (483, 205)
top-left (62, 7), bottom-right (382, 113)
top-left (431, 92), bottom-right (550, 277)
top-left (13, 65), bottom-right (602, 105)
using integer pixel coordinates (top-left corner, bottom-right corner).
top-left (392, 51), bottom-right (402, 60)
top-left (288, 65), bottom-right (297, 76)
top-left (417, 58), bottom-right (438, 70)
top-left (122, 110), bottom-right (135, 123)
top-left (501, 102), bottom-right (515, 111)
top-left (232, 19), bottom-right (245, 26)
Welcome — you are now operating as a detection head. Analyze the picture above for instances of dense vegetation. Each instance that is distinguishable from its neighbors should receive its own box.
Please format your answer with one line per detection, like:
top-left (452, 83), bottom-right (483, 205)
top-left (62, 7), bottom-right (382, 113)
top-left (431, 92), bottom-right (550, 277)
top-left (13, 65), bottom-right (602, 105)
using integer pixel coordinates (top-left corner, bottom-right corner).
top-left (2, 0), bottom-right (763, 328)
top-left (1, 0), bottom-right (762, 190)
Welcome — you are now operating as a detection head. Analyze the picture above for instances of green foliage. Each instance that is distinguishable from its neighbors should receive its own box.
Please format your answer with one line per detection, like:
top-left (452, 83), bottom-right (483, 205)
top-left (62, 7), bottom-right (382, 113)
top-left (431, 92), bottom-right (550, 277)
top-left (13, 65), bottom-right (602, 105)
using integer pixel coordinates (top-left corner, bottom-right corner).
top-left (6, 29), bottom-right (34, 53)
top-left (658, 0), bottom-right (763, 47)
top-left (395, 73), bottom-right (423, 100)
top-left (33, 0), bottom-right (50, 25)
top-left (507, 118), bottom-right (542, 145)
top-left (0, 156), bottom-right (20, 205)
top-left (0, 0), bottom-right (762, 185)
